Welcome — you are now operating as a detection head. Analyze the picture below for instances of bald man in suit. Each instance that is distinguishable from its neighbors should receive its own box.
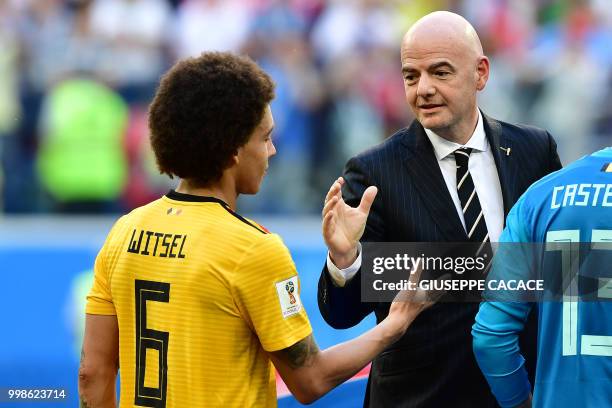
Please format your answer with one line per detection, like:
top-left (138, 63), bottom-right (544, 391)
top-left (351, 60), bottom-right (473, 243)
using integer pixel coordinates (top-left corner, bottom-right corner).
top-left (318, 12), bottom-right (561, 408)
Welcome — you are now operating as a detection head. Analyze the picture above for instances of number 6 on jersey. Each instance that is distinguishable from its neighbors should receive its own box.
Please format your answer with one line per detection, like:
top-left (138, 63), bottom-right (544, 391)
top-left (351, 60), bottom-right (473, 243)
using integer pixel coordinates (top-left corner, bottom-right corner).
top-left (135, 280), bottom-right (170, 407)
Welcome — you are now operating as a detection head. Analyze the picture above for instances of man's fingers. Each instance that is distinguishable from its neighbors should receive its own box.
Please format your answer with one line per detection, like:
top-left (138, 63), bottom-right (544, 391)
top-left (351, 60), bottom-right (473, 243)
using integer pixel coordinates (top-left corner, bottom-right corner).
top-left (322, 196), bottom-right (338, 217)
top-left (408, 263), bottom-right (423, 285)
top-left (405, 269), bottom-right (448, 305)
top-left (416, 273), bottom-right (451, 307)
top-left (358, 186), bottom-right (378, 214)
top-left (427, 273), bottom-right (451, 304)
top-left (392, 288), bottom-right (409, 303)
top-left (322, 210), bottom-right (335, 238)
top-left (410, 266), bottom-right (426, 303)
top-left (333, 178), bottom-right (345, 201)
top-left (324, 183), bottom-right (339, 204)
top-left (324, 177), bottom-right (343, 204)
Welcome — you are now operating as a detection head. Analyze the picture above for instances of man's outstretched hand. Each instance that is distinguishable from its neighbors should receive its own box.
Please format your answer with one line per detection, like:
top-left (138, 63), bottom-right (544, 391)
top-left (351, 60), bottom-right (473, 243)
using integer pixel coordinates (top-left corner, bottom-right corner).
top-left (322, 177), bottom-right (378, 269)
top-left (384, 266), bottom-right (448, 340)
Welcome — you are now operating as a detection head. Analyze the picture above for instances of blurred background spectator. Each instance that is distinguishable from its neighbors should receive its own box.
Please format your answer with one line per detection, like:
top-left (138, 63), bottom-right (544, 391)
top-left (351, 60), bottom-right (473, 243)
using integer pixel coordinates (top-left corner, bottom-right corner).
top-left (89, 0), bottom-right (172, 103)
top-left (36, 78), bottom-right (128, 213)
top-left (1, 0), bottom-right (611, 215)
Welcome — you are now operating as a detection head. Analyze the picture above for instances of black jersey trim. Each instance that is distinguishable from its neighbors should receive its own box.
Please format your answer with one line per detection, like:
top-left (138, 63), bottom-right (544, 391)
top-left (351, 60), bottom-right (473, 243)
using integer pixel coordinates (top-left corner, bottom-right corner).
top-left (165, 190), bottom-right (268, 234)
top-left (165, 190), bottom-right (229, 205)
top-left (222, 207), bottom-right (268, 234)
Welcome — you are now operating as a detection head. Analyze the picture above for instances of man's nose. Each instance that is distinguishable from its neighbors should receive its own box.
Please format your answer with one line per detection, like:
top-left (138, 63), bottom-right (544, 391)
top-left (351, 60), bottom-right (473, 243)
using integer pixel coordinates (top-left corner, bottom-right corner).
top-left (416, 74), bottom-right (435, 98)
top-left (268, 141), bottom-right (277, 157)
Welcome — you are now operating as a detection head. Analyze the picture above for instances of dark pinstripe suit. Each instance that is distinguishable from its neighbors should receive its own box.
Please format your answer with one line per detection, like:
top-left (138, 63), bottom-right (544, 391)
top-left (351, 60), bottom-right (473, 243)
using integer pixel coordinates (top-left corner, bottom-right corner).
top-left (317, 112), bottom-right (562, 407)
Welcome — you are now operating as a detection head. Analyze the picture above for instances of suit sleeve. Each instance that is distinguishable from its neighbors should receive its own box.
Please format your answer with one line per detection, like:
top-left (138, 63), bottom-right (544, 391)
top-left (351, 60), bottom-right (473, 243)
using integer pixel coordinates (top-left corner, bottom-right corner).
top-left (318, 155), bottom-right (385, 329)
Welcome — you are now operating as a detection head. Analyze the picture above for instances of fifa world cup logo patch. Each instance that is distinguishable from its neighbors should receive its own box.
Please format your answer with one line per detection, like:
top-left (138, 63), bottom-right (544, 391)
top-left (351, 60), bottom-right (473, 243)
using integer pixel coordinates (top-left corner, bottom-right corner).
top-left (276, 276), bottom-right (302, 318)
top-left (285, 281), bottom-right (296, 304)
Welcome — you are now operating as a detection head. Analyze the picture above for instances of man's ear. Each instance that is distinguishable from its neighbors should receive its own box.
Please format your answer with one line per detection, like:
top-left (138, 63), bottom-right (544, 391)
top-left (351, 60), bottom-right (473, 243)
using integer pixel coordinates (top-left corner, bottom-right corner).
top-left (231, 148), bottom-right (241, 166)
top-left (475, 56), bottom-right (490, 91)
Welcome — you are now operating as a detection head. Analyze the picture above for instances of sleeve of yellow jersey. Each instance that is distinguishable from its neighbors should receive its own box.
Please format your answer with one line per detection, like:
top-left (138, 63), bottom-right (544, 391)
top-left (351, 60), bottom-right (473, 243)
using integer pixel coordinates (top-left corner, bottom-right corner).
top-left (231, 233), bottom-right (313, 352)
top-left (85, 220), bottom-right (123, 316)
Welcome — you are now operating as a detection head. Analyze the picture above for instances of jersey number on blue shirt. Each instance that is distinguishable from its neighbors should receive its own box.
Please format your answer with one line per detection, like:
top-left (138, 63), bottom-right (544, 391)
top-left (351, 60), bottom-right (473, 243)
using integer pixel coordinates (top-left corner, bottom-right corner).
top-left (545, 229), bottom-right (612, 357)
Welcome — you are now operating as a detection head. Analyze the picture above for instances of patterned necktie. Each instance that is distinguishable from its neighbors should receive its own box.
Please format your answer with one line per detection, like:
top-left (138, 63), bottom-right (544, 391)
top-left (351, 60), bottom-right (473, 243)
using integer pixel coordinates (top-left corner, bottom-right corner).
top-left (454, 148), bottom-right (489, 246)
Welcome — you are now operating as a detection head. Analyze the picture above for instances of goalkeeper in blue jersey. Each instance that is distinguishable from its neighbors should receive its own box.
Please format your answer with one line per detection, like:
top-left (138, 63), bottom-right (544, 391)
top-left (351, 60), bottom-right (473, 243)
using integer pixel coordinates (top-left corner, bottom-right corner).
top-left (472, 147), bottom-right (612, 408)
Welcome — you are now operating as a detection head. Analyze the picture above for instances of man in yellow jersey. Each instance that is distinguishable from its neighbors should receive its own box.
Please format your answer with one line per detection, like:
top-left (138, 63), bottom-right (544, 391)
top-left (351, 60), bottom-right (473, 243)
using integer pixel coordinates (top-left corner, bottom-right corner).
top-left (78, 52), bottom-right (434, 407)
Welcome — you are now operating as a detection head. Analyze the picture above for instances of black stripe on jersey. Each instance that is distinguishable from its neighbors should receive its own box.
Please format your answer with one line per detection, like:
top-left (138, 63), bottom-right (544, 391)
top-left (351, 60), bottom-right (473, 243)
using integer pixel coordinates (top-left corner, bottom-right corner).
top-left (601, 163), bottom-right (612, 172)
top-left (220, 206), bottom-right (268, 234)
top-left (165, 190), bottom-right (268, 234)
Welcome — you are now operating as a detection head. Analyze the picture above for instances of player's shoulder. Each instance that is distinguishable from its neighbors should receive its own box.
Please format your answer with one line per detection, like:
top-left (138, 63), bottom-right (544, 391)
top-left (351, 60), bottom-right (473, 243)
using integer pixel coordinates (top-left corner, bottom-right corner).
top-left (230, 221), bottom-right (293, 274)
top-left (223, 209), bottom-right (271, 237)
top-left (112, 197), bottom-right (165, 226)
top-left (529, 154), bottom-right (594, 191)
top-left (96, 199), bottom-right (163, 247)
top-left (242, 230), bottom-right (291, 260)
top-left (230, 232), bottom-right (295, 287)
top-left (124, 193), bottom-right (268, 236)
top-left (515, 153), bottom-right (599, 213)
top-left (203, 203), bottom-right (287, 258)
top-left (107, 203), bottom-right (154, 236)
top-left (209, 207), bottom-right (279, 257)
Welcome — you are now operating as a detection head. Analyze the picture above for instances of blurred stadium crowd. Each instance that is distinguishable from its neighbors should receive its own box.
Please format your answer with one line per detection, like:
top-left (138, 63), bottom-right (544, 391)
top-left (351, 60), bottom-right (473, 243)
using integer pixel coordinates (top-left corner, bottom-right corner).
top-left (0, 0), bottom-right (611, 214)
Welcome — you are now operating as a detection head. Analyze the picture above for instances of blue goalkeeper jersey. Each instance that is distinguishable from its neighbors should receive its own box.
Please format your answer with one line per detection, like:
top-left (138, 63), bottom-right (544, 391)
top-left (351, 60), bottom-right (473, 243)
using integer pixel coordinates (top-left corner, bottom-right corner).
top-left (473, 147), bottom-right (612, 408)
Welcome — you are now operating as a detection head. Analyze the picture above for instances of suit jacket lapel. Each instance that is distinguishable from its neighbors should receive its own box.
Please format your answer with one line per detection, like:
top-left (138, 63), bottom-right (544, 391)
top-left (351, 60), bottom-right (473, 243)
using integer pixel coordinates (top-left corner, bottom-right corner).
top-left (482, 112), bottom-right (516, 218)
top-left (400, 121), bottom-right (468, 241)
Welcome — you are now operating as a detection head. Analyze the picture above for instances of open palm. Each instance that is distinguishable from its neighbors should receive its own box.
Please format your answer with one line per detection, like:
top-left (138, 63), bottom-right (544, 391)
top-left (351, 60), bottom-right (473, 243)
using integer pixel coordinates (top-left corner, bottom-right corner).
top-left (322, 177), bottom-right (378, 267)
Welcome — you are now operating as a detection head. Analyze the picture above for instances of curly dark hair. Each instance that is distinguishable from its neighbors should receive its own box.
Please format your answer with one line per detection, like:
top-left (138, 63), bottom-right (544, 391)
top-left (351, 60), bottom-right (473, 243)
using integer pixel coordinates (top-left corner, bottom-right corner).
top-left (149, 52), bottom-right (275, 186)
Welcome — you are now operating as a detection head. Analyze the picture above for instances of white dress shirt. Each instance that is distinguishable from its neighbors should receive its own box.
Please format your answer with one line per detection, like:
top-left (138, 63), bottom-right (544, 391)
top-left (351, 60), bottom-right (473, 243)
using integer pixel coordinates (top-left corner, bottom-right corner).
top-left (327, 110), bottom-right (505, 287)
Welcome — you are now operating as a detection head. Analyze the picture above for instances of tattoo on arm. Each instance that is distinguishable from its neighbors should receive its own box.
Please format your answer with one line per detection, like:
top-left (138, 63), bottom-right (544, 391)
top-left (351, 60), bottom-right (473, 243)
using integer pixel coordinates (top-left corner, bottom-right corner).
top-left (282, 335), bottom-right (319, 369)
top-left (79, 349), bottom-right (90, 408)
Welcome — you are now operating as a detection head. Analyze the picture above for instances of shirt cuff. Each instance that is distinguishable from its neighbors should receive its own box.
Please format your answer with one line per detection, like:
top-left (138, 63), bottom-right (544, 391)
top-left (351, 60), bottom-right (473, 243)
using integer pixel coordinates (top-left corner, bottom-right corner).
top-left (326, 243), bottom-right (362, 287)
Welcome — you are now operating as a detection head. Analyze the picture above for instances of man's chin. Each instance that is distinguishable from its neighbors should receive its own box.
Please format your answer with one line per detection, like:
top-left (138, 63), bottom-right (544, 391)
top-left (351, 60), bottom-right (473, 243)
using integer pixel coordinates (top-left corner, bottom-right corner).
top-left (243, 184), bottom-right (262, 195)
top-left (239, 174), bottom-right (267, 196)
top-left (418, 115), bottom-right (449, 131)
top-left (419, 118), bottom-right (441, 129)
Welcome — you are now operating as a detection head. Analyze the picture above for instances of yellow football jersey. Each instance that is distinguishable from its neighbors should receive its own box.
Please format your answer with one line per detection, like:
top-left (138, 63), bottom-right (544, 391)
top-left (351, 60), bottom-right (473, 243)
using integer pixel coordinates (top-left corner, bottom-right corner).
top-left (86, 191), bottom-right (312, 407)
